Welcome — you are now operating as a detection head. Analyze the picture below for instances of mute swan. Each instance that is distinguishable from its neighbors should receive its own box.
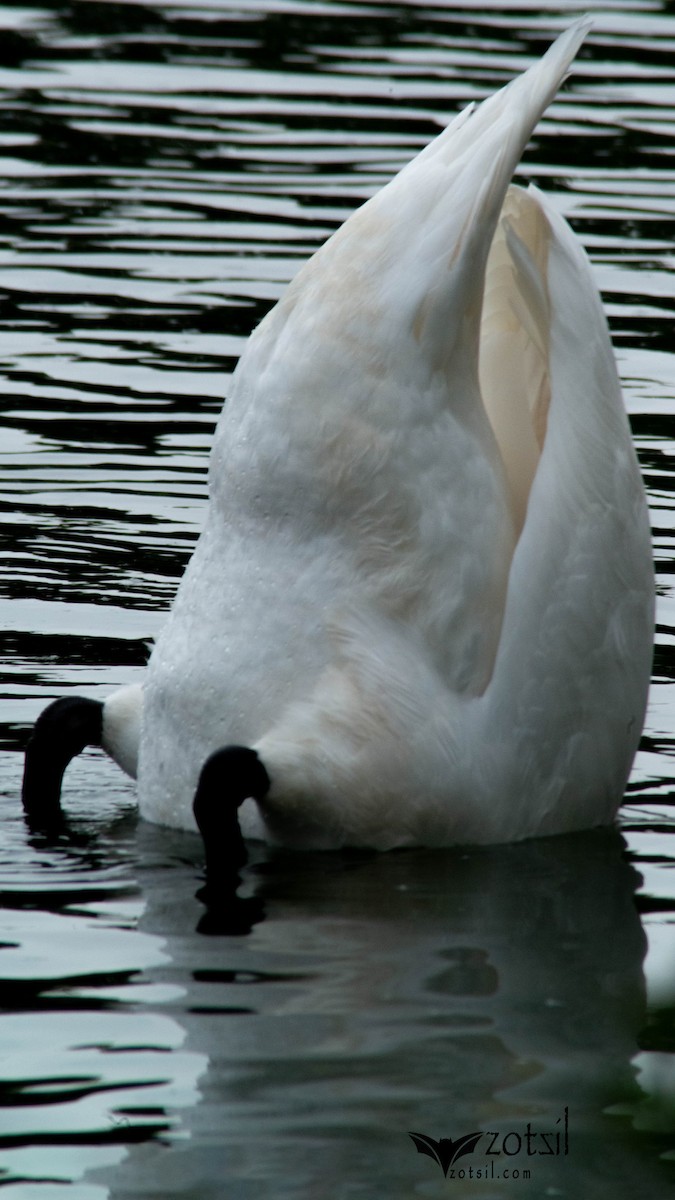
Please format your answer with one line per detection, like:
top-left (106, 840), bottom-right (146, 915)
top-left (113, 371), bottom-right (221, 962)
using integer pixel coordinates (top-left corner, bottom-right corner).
top-left (22, 20), bottom-right (654, 884)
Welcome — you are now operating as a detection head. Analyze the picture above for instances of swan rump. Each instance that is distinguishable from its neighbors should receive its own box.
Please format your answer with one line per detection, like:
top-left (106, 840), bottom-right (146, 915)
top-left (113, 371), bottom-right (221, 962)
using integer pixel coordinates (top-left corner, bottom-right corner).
top-left (24, 20), bottom-right (654, 855)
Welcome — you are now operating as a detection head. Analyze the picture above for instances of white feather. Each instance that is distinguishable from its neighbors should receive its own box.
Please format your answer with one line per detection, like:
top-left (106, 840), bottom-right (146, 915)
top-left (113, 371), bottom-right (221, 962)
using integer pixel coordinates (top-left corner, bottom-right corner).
top-left (101, 683), bottom-right (142, 779)
top-left (106, 20), bottom-right (653, 847)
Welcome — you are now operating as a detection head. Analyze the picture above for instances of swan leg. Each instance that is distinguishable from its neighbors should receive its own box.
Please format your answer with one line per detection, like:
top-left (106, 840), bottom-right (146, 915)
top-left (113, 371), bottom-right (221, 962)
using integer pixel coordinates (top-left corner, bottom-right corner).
top-left (21, 683), bottom-right (142, 831)
top-left (22, 696), bottom-right (103, 829)
top-left (192, 745), bottom-right (270, 890)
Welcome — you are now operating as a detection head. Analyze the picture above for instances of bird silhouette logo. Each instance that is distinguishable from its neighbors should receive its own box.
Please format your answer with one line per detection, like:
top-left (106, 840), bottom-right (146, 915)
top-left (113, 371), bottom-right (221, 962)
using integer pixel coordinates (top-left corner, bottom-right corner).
top-left (409, 1130), bottom-right (484, 1176)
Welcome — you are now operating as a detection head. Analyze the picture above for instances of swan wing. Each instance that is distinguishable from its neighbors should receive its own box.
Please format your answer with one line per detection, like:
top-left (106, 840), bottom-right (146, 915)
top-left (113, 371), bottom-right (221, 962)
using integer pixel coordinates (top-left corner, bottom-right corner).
top-left (468, 186), bottom-right (654, 840)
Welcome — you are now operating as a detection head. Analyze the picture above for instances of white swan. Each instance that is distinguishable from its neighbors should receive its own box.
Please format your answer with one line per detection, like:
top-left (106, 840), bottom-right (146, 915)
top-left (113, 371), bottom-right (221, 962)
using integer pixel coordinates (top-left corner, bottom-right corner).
top-left (23, 20), bottom-right (654, 870)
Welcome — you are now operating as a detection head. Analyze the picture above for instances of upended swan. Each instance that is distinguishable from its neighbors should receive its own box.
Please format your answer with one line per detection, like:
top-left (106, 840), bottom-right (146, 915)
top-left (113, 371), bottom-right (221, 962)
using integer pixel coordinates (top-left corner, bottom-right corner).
top-left (22, 20), bottom-right (654, 886)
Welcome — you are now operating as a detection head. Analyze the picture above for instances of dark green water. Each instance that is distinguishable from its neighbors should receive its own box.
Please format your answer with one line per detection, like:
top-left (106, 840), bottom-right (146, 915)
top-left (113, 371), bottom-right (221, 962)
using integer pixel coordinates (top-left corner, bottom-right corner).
top-left (0, 2), bottom-right (674, 1196)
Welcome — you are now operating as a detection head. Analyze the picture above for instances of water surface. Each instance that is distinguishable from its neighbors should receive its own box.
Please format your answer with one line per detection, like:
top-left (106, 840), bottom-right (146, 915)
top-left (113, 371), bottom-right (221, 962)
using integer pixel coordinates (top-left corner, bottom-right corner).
top-left (0, 1), bottom-right (674, 1197)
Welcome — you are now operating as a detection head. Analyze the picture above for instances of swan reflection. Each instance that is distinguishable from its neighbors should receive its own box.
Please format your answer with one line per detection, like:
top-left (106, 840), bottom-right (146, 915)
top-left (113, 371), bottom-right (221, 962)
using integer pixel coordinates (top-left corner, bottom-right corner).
top-left (86, 824), bottom-right (673, 1199)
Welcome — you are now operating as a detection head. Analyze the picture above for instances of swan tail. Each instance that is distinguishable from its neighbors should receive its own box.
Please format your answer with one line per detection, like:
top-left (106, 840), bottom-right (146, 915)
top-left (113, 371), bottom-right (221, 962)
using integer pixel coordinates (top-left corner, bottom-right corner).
top-left (232, 21), bottom-right (591, 409)
top-left (472, 186), bottom-right (654, 837)
top-left (417, 18), bottom-right (591, 173)
top-left (383, 16), bottom-right (592, 375)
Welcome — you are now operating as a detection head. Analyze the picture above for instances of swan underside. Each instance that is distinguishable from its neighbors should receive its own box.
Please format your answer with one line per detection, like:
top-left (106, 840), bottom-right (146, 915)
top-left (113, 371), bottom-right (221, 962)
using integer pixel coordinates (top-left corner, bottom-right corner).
top-left (136, 168), bottom-right (652, 850)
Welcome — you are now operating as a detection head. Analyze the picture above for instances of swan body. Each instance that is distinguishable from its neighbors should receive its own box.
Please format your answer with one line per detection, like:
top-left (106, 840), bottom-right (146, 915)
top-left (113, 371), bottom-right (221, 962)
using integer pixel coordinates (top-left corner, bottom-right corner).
top-left (27, 21), bottom-right (654, 853)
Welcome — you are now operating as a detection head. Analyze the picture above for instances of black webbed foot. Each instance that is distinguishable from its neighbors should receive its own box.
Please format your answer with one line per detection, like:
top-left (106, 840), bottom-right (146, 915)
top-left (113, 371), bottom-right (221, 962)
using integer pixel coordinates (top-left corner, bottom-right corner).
top-left (193, 745), bottom-right (270, 931)
top-left (22, 696), bottom-right (103, 832)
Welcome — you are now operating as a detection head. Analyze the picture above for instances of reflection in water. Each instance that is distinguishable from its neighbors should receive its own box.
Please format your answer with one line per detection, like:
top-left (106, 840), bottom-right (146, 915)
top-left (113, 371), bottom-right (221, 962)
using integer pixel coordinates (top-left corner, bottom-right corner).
top-left (75, 825), bottom-right (669, 1199)
top-left (0, 799), bottom-right (206, 1192)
